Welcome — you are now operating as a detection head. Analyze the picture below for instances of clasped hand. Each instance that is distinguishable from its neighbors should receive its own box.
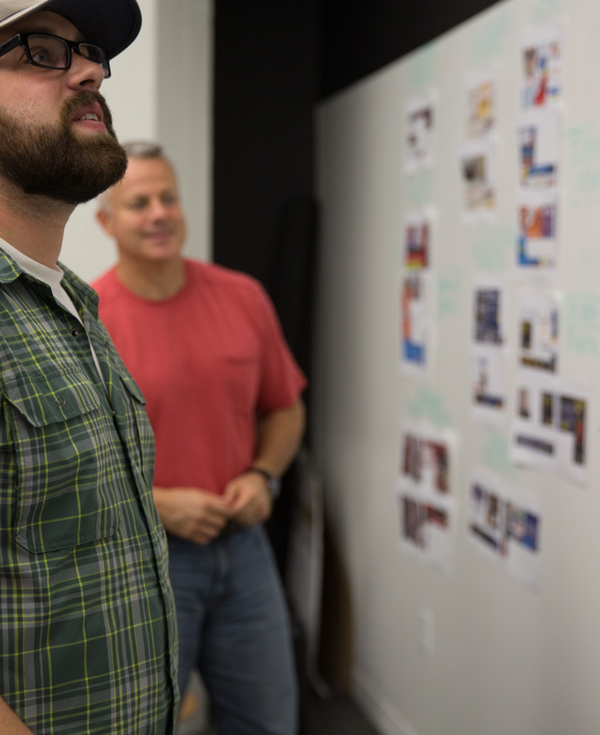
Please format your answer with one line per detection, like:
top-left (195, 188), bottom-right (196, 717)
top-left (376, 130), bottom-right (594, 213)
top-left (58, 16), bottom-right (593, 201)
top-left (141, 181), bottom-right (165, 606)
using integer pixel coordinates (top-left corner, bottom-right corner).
top-left (153, 471), bottom-right (273, 545)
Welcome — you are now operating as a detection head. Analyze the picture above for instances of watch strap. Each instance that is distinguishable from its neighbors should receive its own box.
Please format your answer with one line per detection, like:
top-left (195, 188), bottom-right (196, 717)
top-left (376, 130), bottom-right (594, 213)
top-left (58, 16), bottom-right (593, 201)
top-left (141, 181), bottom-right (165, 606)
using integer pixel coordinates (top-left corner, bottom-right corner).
top-left (246, 467), bottom-right (281, 499)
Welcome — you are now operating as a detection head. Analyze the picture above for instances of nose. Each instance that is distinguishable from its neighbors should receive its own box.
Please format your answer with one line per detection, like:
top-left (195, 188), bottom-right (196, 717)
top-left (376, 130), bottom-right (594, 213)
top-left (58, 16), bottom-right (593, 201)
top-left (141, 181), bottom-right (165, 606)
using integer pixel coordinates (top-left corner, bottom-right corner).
top-left (150, 200), bottom-right (173, 222)
top-left (65, 52), bottom-right (105, 92)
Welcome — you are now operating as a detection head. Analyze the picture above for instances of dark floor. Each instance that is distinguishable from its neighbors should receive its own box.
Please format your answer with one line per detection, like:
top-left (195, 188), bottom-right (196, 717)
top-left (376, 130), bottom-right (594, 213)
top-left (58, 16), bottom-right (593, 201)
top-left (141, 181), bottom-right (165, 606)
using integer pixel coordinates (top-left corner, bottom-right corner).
top-left (177, 678), bottom-right (379, 735)
top-left (176, 670), bottom-right (381, 735)
top-left (300, 686), bottom-right (381, 735)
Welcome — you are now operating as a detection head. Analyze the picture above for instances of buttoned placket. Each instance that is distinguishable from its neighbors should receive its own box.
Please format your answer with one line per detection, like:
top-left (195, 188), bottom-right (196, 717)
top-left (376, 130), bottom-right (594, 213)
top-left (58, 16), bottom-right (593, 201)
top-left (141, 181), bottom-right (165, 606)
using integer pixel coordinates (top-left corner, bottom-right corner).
top-left (70, 282), bottom-right (180, 713)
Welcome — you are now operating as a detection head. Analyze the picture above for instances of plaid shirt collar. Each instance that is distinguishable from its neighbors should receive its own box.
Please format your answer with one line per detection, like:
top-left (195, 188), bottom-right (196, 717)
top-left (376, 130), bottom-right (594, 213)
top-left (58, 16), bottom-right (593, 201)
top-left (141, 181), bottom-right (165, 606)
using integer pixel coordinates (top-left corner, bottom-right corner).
top-left (0, 244), bottom-right (100, 318)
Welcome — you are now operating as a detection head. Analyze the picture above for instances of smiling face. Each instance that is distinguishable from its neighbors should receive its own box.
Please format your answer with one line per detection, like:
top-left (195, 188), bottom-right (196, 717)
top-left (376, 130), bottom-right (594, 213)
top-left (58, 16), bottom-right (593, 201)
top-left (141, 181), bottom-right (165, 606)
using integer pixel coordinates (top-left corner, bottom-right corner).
top-left (98, 157), bottom-right (187, 265)
top-left (0, 10), bottom-right (127, 204)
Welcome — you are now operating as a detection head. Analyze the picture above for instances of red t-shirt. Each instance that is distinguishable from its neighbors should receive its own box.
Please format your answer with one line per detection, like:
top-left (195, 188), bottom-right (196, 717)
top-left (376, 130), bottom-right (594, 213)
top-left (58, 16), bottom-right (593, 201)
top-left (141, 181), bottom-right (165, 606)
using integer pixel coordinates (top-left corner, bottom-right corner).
top-left (92, 260), bottom-right (306, 495)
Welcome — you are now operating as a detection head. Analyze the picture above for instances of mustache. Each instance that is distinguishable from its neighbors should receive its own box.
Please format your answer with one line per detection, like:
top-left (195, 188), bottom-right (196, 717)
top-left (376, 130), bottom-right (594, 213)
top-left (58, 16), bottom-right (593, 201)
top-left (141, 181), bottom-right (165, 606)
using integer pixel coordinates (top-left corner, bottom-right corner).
top-left (60, 90), bottom-right (115, 135)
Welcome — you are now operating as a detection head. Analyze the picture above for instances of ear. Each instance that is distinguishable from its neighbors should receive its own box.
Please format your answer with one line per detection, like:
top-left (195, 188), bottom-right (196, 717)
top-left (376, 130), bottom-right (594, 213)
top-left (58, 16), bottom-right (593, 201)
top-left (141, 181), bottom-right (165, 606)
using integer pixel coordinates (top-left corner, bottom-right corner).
top-left (96, 208), bottom-right (114, 238)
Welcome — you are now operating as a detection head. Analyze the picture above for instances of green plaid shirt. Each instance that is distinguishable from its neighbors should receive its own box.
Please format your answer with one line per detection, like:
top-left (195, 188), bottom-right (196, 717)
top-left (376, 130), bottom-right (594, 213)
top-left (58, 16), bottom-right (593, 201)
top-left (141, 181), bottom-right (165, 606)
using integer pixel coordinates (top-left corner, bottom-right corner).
top-left (0, 249), bottom-right (178, 734)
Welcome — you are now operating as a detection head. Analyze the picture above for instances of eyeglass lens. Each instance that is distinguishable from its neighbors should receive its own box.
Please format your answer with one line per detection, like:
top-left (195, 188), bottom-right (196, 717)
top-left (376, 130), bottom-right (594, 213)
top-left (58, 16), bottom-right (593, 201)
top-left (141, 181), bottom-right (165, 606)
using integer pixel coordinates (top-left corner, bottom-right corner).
top-left (27, 35), bottom-right (69, 67)
top-left (27, 35), bottom-right (108, 76)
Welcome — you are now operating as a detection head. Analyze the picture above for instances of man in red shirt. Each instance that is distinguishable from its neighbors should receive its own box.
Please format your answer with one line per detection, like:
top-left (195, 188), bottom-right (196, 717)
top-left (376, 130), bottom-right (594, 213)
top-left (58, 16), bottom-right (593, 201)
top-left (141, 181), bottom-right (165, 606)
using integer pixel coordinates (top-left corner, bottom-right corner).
top-left (93, 141), bottom-right (306, 735)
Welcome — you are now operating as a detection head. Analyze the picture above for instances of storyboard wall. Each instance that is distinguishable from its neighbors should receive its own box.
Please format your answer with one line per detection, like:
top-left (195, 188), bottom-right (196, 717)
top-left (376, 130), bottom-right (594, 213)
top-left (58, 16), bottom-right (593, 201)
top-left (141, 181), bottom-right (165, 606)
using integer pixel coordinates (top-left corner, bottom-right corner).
top-left (313, 1), bottom-right (600, 734)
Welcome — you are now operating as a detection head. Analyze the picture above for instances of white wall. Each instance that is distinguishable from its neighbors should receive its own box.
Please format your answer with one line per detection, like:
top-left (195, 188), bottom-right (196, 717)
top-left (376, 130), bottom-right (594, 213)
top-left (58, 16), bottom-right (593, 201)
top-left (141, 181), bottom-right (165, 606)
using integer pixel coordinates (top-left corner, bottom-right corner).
top-left (60, 0), bottom-right (213, 282)
top-left (156, 0), bottom-right (213, 265)
top-left (313, 1), bottom-right (600, 734)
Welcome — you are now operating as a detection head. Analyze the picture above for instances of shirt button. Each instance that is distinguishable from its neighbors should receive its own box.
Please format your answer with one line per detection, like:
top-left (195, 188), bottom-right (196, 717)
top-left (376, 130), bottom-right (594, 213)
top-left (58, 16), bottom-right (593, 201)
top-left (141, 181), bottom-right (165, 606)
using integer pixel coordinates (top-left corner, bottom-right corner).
top-left (56, 396), bottom-right (65, 407)
top-left (103, 339), bottom-right (110, 348)
top-left (71, 328), bottom-right (79, 338)
top-left (112, 410), bottom-right (116, 417)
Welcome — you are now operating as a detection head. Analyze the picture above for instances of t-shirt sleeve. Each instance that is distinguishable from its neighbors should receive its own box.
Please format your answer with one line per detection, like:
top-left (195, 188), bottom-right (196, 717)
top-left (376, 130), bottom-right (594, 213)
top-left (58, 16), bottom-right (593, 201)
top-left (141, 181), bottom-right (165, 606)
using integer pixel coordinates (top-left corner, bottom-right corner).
top-left (252, 282), bottom-right (307, 414)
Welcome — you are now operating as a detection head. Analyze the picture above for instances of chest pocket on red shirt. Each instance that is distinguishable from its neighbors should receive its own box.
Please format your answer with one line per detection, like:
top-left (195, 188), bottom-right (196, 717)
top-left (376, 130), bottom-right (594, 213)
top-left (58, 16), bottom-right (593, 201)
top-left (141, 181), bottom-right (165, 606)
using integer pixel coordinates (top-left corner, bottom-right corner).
top-left (216, 353), bottom-right (260, 416)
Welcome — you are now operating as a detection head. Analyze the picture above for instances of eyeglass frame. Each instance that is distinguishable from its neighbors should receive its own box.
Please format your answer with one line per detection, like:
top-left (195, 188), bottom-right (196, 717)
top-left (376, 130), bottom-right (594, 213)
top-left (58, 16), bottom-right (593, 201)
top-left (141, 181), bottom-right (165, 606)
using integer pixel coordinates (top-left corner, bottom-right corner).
top-left (0, 32), bottom-right (111, 78)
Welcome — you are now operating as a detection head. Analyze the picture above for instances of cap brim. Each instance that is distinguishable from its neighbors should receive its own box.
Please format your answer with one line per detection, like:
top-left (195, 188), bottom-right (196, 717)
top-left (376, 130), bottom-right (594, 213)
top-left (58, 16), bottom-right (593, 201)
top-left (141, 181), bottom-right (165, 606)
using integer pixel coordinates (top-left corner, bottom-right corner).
top-left (0, 0), bottom-right (142, 59)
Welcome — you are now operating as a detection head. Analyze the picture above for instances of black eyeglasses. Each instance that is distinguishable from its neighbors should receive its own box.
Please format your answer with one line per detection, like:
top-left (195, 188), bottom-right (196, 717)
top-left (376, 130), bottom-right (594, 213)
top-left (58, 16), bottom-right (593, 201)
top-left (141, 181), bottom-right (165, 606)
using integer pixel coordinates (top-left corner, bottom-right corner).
top-left (0, 33), bottom-right (111, 78)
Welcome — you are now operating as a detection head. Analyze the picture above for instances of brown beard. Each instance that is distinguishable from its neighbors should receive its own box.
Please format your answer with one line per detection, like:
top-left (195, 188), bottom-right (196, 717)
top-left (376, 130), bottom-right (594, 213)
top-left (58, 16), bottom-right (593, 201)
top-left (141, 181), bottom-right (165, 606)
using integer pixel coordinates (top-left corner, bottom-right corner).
top-left (0, 90), bottom-right (128, 205)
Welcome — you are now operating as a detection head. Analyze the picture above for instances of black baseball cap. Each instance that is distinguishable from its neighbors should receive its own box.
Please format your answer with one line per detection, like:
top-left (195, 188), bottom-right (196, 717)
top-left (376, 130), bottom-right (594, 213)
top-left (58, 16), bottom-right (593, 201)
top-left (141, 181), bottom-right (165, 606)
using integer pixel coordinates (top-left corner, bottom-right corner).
top-left (0, 0), bottom-right (142, 59)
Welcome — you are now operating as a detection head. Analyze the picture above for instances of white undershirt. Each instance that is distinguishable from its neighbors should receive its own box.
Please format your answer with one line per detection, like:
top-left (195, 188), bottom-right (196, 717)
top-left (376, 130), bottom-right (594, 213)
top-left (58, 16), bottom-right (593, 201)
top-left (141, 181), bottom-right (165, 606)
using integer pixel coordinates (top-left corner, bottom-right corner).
top-left (0, 241), bottom-right (105, 386)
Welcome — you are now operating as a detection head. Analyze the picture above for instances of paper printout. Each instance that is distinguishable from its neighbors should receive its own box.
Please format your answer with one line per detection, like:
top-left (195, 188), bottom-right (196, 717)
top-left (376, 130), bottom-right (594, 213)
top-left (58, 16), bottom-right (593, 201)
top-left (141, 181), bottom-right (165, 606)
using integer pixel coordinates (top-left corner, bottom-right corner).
top-left (395, 421), bottom-right (457, 574)
top-left (465, 69), bottom-right (497, 139)
top-left (399, 420), bottom-right (457, 499)
top-left (516, 289), bottom-right (559, 373)
top-left (396, 490), bottom-right (454, 575)
top-left (555, 381), bottom-right (588, 485)
top-left (511, 373), bottom-right (560, 473)
top-left (503, 484), bottom-right (542, 590)
top-left (467, 467), bottom-right (541, 589)
top-left (459, 139), bottom-right (497, 223)
top-left (468, 469), bottom-right (508, 564)
top-left (471, 346), bottom-right (509, 426)
top-left (471, 277), bottom-right (509, 425)
top-left (518, 108), bottom-right (559, 190)
top-left (521, 26), bottom-right (563, 109)
top-left (510, 375), bottom-right (588, 485)
top-left (405, 94), bottom-right (436, 174)
top-left (400, 271), bottom-right (434, 375)
top-left (473, 277), bottom-right (507, 347)
top-left (404, 210), bottom-right (434, 270)
top-left (516, 190), bottom-right (557, 270)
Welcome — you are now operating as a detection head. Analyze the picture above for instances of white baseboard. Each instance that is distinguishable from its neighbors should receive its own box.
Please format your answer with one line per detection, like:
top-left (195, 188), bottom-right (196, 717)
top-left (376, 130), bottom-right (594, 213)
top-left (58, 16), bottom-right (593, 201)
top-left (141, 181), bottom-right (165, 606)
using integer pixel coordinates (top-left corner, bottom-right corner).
top-left (351, 667), bottom-right (423, 735)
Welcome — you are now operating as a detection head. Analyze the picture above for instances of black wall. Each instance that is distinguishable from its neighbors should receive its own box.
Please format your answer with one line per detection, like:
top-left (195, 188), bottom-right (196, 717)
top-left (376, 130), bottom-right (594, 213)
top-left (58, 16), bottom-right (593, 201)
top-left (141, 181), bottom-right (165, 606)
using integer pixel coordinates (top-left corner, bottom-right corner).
top-left (212, 0), bottom-right (504, 329)
top-left (213, 0), bottom-right (318, 383)
top-left (320, 0), bottom-right (502, 98)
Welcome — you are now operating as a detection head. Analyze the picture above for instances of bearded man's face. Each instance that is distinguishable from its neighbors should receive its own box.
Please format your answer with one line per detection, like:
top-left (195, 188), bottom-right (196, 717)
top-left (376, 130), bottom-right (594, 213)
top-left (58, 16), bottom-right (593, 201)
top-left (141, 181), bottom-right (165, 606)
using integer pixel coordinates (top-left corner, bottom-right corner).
top-left (0, 88), bottom-right (127, 205)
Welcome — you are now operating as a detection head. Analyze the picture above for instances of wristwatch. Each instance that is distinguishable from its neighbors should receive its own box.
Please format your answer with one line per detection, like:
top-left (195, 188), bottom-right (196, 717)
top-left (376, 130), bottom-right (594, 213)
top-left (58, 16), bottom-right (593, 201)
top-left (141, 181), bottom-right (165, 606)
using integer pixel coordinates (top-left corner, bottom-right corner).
top-left (246, 467), bottom-right (281, 499)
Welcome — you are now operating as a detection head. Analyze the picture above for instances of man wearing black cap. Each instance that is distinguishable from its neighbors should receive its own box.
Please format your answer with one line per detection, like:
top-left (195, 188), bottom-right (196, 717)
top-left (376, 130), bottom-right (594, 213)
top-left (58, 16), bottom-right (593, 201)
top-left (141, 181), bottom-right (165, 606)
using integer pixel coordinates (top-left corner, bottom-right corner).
top-left (0, 2), bottom-right (178, 734)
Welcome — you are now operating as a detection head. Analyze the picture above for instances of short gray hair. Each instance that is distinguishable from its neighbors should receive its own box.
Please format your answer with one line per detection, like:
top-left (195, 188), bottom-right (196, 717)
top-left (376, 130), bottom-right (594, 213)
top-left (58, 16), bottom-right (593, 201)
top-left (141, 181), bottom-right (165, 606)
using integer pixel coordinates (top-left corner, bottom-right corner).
top-left (122, 141), bottom-right (167, 160)
top-left (97, 141), bottom-right (171, 212)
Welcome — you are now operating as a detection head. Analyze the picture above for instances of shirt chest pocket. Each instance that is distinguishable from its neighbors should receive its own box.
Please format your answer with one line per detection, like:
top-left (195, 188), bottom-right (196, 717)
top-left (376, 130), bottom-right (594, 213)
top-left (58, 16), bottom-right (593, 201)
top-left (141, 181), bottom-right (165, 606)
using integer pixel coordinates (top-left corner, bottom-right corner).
top-left (216, 352), bottom-right (261, 416)
top-left (3, 369), bottom-right (120, 554)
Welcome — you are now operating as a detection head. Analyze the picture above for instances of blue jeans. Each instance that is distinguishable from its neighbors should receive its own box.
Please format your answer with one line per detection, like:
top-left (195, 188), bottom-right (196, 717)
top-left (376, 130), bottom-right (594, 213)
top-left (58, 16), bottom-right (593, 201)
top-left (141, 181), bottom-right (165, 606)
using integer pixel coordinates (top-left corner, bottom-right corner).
top-left (168, 525), bottom-right (298, 735)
